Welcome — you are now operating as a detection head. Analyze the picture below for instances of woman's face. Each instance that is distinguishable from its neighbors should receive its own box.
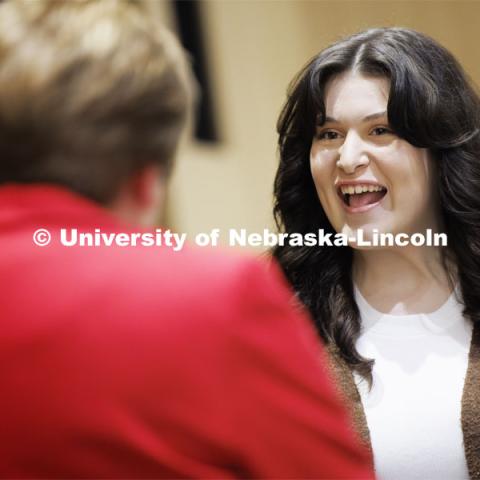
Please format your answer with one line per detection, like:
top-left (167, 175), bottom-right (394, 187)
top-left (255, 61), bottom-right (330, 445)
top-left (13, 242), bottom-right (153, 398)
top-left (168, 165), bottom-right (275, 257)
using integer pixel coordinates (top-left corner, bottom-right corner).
top-left (310, 71), bottom-right (440, 245)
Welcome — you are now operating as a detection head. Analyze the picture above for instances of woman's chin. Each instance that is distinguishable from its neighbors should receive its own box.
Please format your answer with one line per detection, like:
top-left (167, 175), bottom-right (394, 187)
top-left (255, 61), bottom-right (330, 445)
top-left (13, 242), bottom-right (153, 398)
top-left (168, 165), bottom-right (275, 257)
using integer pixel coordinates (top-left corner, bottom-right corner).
top-left (339, 224), bottom-right (395, 250)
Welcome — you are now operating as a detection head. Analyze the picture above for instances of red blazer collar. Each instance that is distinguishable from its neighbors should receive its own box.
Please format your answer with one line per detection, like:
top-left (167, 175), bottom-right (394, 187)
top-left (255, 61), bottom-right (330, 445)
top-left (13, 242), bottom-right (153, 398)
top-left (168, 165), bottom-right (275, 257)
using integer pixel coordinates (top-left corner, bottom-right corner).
top-left (0, 182), bottom-right (121, 228)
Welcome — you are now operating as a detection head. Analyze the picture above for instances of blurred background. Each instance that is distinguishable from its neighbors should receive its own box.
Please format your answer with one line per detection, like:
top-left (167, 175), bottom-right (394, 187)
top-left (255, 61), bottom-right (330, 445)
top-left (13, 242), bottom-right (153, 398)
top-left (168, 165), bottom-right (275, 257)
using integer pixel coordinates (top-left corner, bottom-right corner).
top-left (155, 0), bottom-right (480, 250)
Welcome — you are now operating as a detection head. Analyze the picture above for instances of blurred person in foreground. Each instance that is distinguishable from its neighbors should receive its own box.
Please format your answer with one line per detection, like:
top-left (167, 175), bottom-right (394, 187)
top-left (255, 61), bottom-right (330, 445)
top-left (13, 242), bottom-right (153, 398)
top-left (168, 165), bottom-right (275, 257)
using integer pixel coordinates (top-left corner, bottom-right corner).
top-left (0, 1), bottom-right (373, 478)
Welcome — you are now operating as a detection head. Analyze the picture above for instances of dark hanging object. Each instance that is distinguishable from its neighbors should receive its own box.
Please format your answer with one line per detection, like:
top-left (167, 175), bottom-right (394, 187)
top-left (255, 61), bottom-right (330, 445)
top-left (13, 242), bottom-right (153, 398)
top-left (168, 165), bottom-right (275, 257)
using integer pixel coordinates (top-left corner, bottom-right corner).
top-left (172, 0), bottom-right (218, 142)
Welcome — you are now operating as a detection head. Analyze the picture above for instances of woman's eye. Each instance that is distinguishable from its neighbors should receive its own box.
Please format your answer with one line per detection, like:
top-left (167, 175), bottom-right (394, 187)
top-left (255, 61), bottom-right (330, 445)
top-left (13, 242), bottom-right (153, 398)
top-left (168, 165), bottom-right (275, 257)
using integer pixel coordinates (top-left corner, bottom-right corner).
top-left (316, 130), bottom-right (340, 140)
top-left (371, 126), bottom-right (392, 136)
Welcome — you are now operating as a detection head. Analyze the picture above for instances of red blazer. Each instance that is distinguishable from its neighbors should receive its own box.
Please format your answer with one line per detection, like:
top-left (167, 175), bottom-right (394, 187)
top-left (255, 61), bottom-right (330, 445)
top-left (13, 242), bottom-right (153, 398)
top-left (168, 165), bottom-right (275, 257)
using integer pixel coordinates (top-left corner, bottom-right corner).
top-left (0, 184), bottom-right (372, 479)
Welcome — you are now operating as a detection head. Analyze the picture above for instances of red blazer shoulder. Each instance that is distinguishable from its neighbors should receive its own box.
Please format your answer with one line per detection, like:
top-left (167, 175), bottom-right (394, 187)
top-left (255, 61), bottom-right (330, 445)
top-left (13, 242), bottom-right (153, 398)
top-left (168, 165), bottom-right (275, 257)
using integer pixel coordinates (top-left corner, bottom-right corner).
top-left (0, 184), bottom-right (373, 479)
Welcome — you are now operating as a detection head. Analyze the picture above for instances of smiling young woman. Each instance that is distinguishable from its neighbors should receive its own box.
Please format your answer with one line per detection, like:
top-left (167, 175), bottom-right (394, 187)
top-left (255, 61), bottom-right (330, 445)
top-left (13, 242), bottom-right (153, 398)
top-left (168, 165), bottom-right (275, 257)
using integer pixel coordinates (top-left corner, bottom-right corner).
top-left (310, 72), bottom-right (441, 247)
top-left (273, 28), bottom-right (480, 479)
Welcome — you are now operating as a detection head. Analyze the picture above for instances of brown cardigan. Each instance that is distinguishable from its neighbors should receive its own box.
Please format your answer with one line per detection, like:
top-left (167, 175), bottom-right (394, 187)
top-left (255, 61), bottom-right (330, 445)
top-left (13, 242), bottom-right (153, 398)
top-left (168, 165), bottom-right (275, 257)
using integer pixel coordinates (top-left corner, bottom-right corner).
top-left (326, 323), bottom-right (480, 479)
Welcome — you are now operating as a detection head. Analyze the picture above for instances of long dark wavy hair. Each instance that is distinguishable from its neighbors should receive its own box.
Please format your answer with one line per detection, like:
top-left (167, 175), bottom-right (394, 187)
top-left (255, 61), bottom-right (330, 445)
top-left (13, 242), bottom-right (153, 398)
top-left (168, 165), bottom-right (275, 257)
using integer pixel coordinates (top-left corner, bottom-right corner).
top-left (273, 27), bottom-right (480, 378)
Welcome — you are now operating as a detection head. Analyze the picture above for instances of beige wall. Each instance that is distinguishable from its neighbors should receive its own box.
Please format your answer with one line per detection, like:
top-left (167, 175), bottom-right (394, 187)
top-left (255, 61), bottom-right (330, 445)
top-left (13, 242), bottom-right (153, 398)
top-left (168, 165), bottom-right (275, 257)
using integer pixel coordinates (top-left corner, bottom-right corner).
top-left (167, 0), bottom-right (480, 250)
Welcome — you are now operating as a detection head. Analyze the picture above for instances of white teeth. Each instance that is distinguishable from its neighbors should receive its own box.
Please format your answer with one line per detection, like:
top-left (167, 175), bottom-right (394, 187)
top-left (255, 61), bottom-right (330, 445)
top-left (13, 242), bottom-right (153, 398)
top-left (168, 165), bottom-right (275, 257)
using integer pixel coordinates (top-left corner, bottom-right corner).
top-left (340, 184), bottom-right (385, 195)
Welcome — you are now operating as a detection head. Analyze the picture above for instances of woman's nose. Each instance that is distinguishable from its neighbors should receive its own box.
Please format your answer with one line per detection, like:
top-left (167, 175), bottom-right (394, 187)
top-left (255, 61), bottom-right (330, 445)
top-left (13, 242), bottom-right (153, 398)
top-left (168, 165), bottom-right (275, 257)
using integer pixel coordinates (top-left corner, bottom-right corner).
top-left (336, 132), bottom-right (369, 174)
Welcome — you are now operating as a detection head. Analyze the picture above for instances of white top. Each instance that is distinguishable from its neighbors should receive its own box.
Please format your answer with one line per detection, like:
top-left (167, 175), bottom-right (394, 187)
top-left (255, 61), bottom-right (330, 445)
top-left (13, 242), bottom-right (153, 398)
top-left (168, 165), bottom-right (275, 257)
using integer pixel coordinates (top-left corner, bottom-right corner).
top-left (354, 286), bottom-right (473, 480)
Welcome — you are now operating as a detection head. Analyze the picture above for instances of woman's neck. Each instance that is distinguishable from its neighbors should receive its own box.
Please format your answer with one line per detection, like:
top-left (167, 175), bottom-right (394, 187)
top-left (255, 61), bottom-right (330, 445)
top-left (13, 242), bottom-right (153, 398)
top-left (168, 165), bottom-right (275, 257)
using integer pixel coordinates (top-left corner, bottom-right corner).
top-left (353, 246), bottom-right (454, 315)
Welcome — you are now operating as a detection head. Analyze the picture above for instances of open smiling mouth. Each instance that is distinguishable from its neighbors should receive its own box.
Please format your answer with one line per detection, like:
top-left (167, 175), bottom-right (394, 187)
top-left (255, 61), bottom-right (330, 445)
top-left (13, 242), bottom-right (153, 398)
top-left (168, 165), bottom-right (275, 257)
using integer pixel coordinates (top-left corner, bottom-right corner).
top-left (338, 184), bottom-right (387, 208)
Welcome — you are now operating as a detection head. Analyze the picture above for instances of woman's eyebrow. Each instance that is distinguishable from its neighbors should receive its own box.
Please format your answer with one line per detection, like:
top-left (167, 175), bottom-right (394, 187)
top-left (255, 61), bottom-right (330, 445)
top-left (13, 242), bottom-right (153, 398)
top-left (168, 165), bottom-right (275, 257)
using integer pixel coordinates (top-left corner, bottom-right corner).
top-left (323, 111), bottom-right (388, 124)
top-left (363, 111), bottom-right (388, 121)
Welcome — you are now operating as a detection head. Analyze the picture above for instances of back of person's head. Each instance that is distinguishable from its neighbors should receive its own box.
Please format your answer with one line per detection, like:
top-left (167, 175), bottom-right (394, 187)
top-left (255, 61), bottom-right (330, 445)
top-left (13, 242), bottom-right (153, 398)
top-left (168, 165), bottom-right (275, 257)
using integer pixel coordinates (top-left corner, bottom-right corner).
top-left (0, 0), bottom-right (195, 204)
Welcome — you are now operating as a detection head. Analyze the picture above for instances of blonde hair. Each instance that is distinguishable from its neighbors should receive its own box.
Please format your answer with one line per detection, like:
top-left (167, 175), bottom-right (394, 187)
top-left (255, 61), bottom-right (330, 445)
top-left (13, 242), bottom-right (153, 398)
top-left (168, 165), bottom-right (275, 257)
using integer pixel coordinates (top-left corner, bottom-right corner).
top-left (0, 0), bottom-right (195, 202)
